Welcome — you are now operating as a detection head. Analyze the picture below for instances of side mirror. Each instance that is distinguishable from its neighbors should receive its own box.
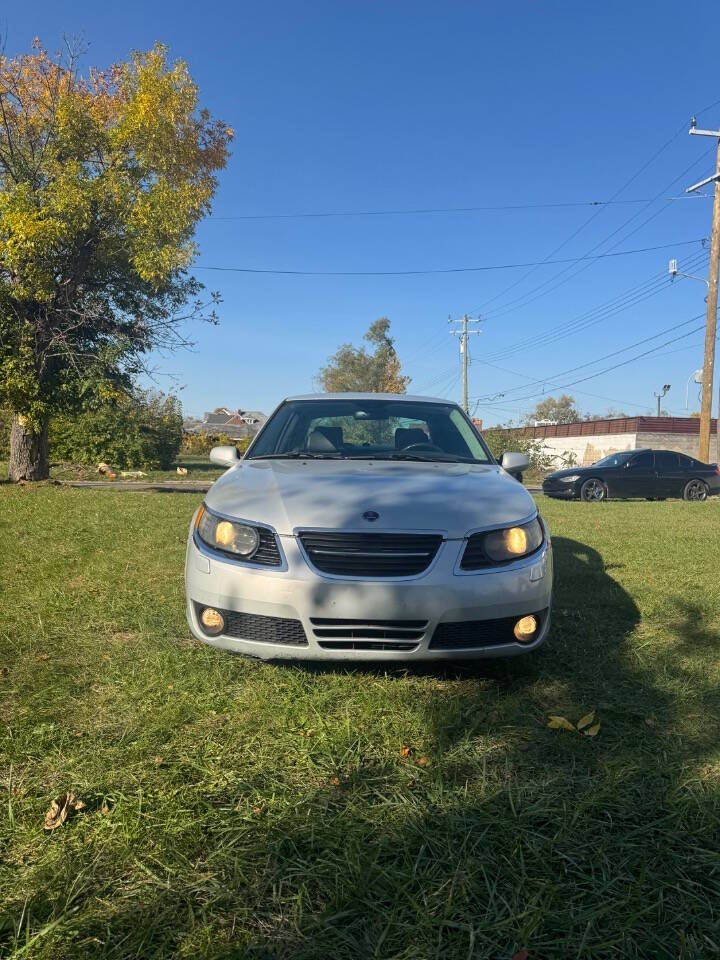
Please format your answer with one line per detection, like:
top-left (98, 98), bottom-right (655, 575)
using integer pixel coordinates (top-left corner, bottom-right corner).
top-left (501, 451), bottom-right (530, 473)
top-left (209, 445), bottom-right (240, 468)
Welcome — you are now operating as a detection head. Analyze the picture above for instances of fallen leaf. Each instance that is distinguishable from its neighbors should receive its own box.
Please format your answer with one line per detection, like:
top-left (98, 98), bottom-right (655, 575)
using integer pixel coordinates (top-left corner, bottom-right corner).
top-left (577, 710), bottom-right (595, 730)
top-left (512, 949), bottom-right (529, 960)
top-left (331, 777), bottom-right (340, 786)
top-left (417, 756), bottom-right (428, 767)
top-left (400, 745), bottom-right (411, 758)
top-left (252, 803), bottom-right (266, 815)
top-left (176, 467), bottom-right (188, 476)
top-left (100, 803), bottom-right (110, 816)
top-left (43, 792), bottom-right (86, 830)
top-left (35, 653), bottom-right (50, 662)
top-left (152, 755), bottom-right (164, 766)
top-left (547, 715), bottom-right (576, 732)
top-left (584, 723), bottom-right (601, 737)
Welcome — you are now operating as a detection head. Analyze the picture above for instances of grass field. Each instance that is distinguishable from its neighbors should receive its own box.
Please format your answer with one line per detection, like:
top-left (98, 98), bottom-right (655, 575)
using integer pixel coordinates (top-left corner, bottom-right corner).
top-left (1, 488), bottom-right (720, 959)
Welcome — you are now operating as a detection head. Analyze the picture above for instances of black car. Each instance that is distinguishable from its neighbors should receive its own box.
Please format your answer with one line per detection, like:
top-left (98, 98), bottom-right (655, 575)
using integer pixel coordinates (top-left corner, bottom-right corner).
top-left (543, 449), bottom-right (720, 502)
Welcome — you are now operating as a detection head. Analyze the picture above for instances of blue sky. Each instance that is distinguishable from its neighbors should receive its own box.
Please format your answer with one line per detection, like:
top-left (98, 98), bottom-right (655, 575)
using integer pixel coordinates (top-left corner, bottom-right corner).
top-left (5, 1), bottom-right (720, 422)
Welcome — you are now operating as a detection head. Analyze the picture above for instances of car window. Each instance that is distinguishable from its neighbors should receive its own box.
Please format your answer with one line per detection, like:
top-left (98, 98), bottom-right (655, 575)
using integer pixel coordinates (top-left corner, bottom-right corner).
top-left (628, 451), bottom-right (653, 469)
top-left (655, 451), bottom-right (679, 471)
top-left (678, 454), bottom-right (695, 469)
top-left (247, 398), bottom-right (493, 463)
top-left (592, 452), bottom-right (633, 468)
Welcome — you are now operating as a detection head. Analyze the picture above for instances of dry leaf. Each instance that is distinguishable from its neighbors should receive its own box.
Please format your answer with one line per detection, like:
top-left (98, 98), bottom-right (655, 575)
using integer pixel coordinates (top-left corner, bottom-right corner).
top-left (577, 710), bottom-right (595, 730)
top-left (400, 745), bottom-right (411, 758)
top-left (176, 467), bottom-right (188, 476)
top-left (252, 802), bottom-right (266, 815)
top-left (512, 949), bottom-right (529, 960)
top-left (100, 803), bottom-right (110, 816)
top-left (417, 756), bottom-right (428, 767)
top-left (35, 653), bottom-right (50, 662)
top-left (152, 755), bottom-right (164, 766)
top-left (547, 715), bottom-right (576, 732)
top-left (43, 792), bottom-right (85, 830)
top-left (584, 723), bottom-right (601, 737)
top-left (331, 776), bottom-right (340, 786)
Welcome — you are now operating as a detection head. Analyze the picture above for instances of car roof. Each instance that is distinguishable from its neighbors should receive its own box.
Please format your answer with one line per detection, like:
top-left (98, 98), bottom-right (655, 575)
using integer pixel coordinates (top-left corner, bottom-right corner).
top-left (284, 392), bottom-right (457, 404)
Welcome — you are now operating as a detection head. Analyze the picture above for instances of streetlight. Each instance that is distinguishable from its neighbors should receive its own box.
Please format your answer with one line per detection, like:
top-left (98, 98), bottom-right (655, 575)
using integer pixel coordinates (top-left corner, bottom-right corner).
top-left (654, 384), bottom-right (671, 417)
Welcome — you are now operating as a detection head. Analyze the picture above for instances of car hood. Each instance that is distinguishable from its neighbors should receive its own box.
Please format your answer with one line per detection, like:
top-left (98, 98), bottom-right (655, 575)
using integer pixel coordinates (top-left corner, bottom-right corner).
top-left (545, 467), bottom-right (587, 481)
top-left (205, 459), bottom-right (537, 537)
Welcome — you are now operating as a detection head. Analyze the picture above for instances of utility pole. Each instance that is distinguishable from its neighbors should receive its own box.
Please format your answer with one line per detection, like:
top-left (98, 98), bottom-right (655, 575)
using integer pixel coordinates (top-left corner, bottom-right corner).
top-left (449, 315), bottom-right (482, 412)
top-left (654, 383), bottom-right (671, 417)
top-left (687, 118), bottom-right (720, 461)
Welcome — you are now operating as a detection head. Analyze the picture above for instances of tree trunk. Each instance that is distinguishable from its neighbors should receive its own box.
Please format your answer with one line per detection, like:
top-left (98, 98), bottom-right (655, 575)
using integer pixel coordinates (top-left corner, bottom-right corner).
top-left (9, 415), bottom-right (49, 482)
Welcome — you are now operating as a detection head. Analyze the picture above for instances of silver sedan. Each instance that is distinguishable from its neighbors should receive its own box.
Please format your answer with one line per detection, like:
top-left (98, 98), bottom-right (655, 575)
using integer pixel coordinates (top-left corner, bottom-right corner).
top-left (185, 393), bottom-right (553, 661)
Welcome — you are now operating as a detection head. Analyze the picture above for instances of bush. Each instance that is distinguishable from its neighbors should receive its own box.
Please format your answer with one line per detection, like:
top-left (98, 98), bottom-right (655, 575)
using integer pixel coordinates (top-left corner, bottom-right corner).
top-left (482, 428), bottom-right (554, 472)
top-left (50, 391), bottom-right (183, 469)
top-left (181, 432), bottom-right (252, 456)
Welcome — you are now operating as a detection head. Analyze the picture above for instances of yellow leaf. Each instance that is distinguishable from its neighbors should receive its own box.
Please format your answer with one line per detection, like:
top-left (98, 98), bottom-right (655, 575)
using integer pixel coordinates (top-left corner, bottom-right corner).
top-left (547, 715), bottom-right (576, 732)
top-left (584, 723), bottom-right (601, 737)
top-left (577, 711), bottom-right (595, 730)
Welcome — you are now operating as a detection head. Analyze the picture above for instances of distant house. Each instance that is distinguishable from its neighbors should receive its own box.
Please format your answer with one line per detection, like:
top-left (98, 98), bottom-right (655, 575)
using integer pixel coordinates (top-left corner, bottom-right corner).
top-left (184, 407), bottom-right (267, 440)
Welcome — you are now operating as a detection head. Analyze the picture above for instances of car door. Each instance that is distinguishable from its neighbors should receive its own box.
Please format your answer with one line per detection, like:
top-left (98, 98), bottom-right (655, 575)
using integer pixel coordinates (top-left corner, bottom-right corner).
top-left (654, 450), bottom-right (682, 498)
top-left (610, 450), bottom-right (656, 499)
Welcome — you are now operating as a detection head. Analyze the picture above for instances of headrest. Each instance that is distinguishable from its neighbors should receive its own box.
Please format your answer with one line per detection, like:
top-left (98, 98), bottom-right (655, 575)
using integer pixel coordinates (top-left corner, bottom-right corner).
top-left (395, 427), bottom-right (428, 449)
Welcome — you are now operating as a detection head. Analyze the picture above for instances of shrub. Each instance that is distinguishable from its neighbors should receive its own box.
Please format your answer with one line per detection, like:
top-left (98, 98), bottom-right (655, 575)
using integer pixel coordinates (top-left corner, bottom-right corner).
top-left (180, 432), bottom-right (252, 456)
top-left (50, 391), bottom-right (183, 469)
top-left (482, 428), bottom-right (555, 472)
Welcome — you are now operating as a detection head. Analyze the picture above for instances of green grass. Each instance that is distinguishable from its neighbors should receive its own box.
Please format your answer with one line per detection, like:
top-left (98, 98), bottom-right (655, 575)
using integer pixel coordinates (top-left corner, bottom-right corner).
top-left (1, 490), bottom-right (720, 959)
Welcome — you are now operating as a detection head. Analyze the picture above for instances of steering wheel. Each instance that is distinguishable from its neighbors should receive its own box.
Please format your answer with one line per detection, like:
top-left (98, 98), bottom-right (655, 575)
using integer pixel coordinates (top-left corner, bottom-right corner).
top-left (402, 442), bottom-right (445, 453)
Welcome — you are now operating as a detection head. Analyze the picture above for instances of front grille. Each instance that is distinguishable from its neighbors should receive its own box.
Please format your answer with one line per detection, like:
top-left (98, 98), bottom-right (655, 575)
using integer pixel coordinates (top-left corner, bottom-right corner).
top-left (317, 640), bottom-right (419, 652)
top-left (197, 605), bottom-right (307, 645)
top-left (429, 610), bottom-right (547, 650)
top-left (298, 532), bottom-right (442, 577)
top-left (310, 617), bottom-right (427, 640)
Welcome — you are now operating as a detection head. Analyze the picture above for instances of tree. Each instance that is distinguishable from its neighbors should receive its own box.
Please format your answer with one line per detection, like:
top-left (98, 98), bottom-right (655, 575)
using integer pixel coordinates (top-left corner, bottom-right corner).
top-left (316, 318), bottom-right (410, 394)
top-left (525, 394), bottom-right (580, 424)
top-left (584, 408), bottom-right (630, 421)
top-left (0, 40), bottom-right (232, 481)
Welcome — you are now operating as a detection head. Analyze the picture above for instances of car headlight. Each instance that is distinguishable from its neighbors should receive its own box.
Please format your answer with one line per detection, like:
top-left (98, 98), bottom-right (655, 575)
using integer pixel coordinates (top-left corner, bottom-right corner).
top-left (479, 517), bottom-right (544, 563)
top-left (195, 505), bottom-right (260, 557)
top-left (560, 474), bottom-right (581, 483)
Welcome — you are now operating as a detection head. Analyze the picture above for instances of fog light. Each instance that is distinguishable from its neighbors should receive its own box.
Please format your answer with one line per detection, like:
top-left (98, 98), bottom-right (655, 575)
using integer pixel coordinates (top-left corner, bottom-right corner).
top-left (200, 607), bottom-right (225, 636)
top-left (513, 615), bottom-right (538, 643)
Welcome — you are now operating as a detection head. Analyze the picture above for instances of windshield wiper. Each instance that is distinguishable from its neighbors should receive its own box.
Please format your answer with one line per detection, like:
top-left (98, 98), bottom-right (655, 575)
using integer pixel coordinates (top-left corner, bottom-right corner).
top-left (375, 452), bottom-right (459, 462)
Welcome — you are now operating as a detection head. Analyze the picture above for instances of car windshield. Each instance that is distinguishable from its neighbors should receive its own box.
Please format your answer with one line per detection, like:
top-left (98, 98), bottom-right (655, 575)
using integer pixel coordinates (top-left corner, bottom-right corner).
top-left (247, 398), bottom-right (493, 463)
top-left (592, 451), bottom-right (634, 468)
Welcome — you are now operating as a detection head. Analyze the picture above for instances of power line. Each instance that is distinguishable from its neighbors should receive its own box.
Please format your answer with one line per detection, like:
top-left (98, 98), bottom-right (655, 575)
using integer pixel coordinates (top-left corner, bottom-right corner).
top-left (478, 147), bottom-right (715, 322)
top-left (473, 314), bottom-right (705, 401)
top-left (194, 237), bottom-right (704, 278)
top-left (207, 195), bottom-right (709, 221)
top-left (470, 315), bottom-right (706, 405)
top-left (478, 248), bottom-right (710, 363)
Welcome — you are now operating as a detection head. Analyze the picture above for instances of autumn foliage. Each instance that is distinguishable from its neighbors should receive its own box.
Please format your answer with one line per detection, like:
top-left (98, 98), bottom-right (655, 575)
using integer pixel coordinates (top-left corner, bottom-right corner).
top-left (0, 40), bottom-right (232, 479)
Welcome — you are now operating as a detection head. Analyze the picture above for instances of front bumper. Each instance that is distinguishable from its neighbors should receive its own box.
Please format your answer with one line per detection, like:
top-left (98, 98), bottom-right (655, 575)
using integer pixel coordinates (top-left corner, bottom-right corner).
top-left (542, 482), bottom-right (578, 499)
top-left (185, 529), bottom-right (553, 661)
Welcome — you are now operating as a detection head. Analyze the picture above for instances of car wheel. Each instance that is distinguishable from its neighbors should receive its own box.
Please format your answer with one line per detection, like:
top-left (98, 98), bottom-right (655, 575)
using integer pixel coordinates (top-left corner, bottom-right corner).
top-left (683, 478), bottom-right (708, 502)
top-left (580, 478), bottom-right (607, 502)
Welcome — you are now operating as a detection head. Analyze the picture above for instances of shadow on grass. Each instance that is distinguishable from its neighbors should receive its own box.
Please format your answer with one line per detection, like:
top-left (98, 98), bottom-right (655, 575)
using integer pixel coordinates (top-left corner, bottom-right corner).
top-left (6, 537), bottom-right (720, 959)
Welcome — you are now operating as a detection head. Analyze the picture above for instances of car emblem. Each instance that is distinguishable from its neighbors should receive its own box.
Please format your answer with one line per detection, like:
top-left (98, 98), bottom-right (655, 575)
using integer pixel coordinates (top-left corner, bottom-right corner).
top-left (362, 510), bottom-right (380, 522)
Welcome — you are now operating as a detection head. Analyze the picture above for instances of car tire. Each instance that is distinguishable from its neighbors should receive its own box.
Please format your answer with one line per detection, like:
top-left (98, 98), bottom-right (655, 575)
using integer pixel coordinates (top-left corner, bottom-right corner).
top-left (580, 478), bottom-right (607, 502)
top-left (683, 478), bottom-right (708, 502)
